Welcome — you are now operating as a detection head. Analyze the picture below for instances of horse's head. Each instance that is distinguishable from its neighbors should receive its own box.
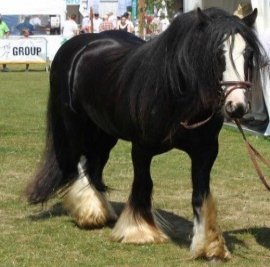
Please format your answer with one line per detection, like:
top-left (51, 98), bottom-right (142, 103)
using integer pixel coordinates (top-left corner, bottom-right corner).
top-left (219, 9), bottom-right (259, 119)
top-left (221, 33), bottom-right (252, 119)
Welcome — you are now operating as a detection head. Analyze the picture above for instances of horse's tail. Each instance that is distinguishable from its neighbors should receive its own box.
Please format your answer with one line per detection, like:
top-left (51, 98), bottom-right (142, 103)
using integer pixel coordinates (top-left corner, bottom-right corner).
top-left (26, 63), bottom-right (81, 204)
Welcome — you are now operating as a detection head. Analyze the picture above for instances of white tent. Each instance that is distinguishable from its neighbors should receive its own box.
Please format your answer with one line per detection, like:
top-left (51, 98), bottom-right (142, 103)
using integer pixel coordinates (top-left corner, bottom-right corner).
top-left (1, 0), bottom-right (66, 17)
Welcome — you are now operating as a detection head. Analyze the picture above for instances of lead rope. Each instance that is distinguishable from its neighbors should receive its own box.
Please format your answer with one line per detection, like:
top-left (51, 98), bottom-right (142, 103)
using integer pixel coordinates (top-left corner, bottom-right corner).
top-left (180, 112), bottom-right (214, 129)
top-left (234, 119), bottom-right (270, 191)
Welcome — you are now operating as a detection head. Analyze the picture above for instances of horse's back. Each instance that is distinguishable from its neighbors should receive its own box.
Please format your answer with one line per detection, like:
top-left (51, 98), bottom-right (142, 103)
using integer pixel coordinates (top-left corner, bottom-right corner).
top-left (50, 31), bottom-right (145, 139)
top-left (52, 31), bottom-right (143, 72)
top-left (72, 32), bottom-right (144, 138)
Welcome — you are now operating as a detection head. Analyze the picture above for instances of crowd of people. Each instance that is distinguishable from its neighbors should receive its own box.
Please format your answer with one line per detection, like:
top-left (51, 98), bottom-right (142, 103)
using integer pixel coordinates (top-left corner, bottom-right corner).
top-left (72, 11), bottom-right (136, 37)
top-left (62, 10), bottom-right (171, 41)
top-left (61, 11), bottom-right (138, 42)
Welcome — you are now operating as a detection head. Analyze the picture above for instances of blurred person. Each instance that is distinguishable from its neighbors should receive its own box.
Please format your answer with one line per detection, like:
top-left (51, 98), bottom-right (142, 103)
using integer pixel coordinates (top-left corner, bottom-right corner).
top-left (22, 29), bottom-right (30, 71)
top-left (81, 15), bottom-right (90, 33)
top-left (90, 13), bottom-right (102, 33)
top-left (99, 15), bottom-right (114, 32)
top-left (30, 15), bottom-right (41, 33)
top-left (117, 15), bottom-right (131, 32)
top-left (123, 11), bottom-right (134, 33)
top-left (107, 12), bottom-right (117, 29)
top-left (0, 14), bottom-right (10, 72)
top-left (16, 16), bottom-right (34, 35)
top-left (158, 13), bottom-right (170, 33)
top-left (62, 14), bottom-right (79, 40)
top-left (150, 14), bottom-right (160, 35)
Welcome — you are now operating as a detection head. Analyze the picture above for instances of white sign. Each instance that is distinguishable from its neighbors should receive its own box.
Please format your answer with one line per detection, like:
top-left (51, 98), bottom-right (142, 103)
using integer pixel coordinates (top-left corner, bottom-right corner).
top-left (0, 37), bottom-right (47, 63)
top-left (66, 0), bottom-right (80, 5)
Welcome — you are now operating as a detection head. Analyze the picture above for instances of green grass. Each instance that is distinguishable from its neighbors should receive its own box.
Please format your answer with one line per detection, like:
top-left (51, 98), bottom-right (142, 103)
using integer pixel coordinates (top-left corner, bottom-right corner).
top-left (0, 68), bottom-right (270, 266)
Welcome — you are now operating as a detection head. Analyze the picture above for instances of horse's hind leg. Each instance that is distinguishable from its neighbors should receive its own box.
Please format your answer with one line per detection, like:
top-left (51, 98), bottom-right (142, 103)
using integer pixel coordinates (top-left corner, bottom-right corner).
top-left (189, 142), bottom-right (231, 260)
top-left (112, 144), bottom-right (168, 243)
top-left (63, 126), bottom-right (118, 228)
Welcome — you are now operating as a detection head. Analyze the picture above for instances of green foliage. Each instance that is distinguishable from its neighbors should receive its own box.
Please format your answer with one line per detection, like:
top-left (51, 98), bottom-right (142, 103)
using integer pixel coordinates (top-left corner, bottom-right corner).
top-left (0, 66), bottom-right (270, 266)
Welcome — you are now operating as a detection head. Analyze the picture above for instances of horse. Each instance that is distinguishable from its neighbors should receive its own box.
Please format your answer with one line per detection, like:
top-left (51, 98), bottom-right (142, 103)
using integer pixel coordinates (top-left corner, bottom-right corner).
top-left (26, 8), bottom-right (265, 260)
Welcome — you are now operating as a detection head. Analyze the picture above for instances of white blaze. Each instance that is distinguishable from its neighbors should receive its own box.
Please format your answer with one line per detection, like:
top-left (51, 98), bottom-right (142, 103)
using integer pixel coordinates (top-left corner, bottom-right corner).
top-left (223, 33), bottom-right (246, 81)
top-left (222, 34), bottom-right (247, 112)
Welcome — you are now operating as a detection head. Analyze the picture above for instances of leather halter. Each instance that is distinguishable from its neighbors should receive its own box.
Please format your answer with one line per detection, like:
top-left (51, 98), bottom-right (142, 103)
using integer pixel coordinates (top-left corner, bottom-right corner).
top-left (180, 80), bottom-right (252, 129)
top-left (220, 80), bottom-right (252, 98)
top-left (180, 113), bottom-right (214, 129)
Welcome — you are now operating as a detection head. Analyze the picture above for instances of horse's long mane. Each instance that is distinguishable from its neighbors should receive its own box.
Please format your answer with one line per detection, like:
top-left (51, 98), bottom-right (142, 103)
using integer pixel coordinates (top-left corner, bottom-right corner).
top-left (120, 8), bottom-right (265, 135)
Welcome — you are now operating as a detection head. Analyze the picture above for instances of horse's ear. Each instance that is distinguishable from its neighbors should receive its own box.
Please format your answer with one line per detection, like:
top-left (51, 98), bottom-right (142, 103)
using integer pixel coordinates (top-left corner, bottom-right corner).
top-left (196, 7), bottom-right (210, 22)
top-left (242, 8), bottom-right (257, 27)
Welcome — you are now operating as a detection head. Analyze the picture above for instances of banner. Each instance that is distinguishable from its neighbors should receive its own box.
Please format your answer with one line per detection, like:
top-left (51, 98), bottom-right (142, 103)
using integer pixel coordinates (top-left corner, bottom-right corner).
top-left (131, 0), bottom-right (137, 20)
top-left (0, 37), bottom-right (47, 63)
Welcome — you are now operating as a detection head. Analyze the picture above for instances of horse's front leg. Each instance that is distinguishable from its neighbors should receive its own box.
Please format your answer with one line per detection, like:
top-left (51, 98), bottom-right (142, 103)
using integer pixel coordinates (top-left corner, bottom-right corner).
top-left (189, 142), bottom-right (231, 260)
top-left (112, 144), bottom-right (168, 243)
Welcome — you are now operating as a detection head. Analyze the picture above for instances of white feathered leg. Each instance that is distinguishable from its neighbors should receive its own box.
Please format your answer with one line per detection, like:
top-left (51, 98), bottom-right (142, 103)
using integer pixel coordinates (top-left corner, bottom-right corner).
top-left (63, 157), bottom-right (117, 228)
top-left (112, 201), bottom-right (168, 244)
top-left (190, 194), bottom-right (231, 260)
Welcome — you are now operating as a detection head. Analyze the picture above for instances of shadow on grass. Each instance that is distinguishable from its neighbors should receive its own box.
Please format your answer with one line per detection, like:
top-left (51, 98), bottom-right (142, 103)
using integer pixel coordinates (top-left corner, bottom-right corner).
top-left (225, 227), bottom-right (270, 252)
top-left (109, 201), bottom-right (193, 247)
top-left (28, 202), bottom-right (67, 221)
top-left (28, 201), bottom-right (270, 251)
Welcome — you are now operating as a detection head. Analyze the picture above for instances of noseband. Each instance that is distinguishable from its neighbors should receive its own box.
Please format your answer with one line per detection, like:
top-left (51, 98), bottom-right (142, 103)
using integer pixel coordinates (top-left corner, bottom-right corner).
top-left (180, 80), bottom-right (252, 129)
top-left (219, 81), bottom-right (252, 98)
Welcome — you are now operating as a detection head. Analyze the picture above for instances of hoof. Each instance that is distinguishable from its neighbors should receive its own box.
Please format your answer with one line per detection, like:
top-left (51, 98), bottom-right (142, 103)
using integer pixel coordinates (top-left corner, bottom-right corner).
top-left (112, 204), bottom-right (168, 244)
top-left (190, 226), bottom-right (231, 261)
top-left (63, 176), bottom-right (117, 228)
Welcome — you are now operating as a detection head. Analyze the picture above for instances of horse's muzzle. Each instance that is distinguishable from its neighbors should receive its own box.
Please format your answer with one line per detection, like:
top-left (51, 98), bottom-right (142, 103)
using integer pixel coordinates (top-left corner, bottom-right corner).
top-left (220, 81), bottom-right (252, 119)
top-left (224, 101), bottom-right (248, 119)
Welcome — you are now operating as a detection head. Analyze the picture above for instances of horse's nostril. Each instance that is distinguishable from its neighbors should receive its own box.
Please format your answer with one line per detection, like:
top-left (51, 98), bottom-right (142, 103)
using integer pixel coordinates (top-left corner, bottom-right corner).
top-left (225, 101), bottom-right (233, 114)
top-left (225, 102), bottom-right (246, 118)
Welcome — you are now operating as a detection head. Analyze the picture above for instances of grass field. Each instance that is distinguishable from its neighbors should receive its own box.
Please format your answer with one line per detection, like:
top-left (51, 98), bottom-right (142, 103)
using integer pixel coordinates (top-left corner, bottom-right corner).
top-left (0, 67), bottom-right (270, 266)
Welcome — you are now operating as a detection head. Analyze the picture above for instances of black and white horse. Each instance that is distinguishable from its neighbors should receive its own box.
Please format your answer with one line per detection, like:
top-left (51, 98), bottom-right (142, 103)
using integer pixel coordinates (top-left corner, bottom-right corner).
top-left (26, 8), bottom-right (264, 260)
